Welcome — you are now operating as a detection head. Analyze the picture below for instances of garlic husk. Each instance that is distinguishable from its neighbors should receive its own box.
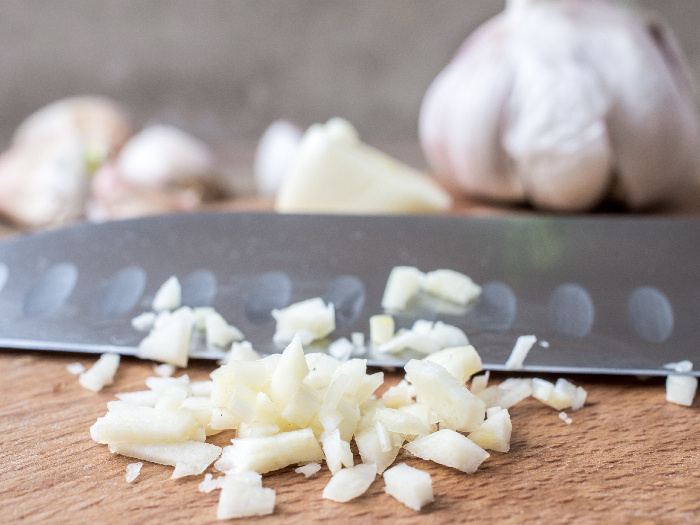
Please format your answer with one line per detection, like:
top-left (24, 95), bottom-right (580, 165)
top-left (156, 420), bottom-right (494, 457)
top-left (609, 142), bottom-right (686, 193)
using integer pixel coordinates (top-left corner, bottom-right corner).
top-left (13, 96), bottom-right (132, 165)
top-left (420, 0), bottom-right (700, 211)
top-left (254, 120), bottom-right (303, 198)
top-left (0, 135), bottom-right (90, 227)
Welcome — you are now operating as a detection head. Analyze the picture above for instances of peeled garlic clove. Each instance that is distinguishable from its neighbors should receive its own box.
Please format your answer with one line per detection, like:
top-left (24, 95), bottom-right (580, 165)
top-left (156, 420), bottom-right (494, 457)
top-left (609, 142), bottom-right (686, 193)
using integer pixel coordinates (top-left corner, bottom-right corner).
top-left (13, 96), bottom-right (132, 164)
top-left (420, 0), bottom-right (700, 211)
top-left (276, 118), bottom-right (451, 214)
top-left (0, 136), bottom-right (89, 228)
top-left (116, 125), bottom-right (222, 195)
top-left (254, 120), bottom-right (303, 198)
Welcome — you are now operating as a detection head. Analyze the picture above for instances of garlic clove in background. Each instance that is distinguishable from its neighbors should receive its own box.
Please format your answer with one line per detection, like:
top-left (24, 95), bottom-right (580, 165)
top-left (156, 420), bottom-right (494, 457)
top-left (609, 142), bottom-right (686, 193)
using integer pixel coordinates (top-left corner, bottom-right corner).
top-left (420, 0), bottom-right (700, 212)
top-left (0, 135), bottom-right (90, 228)
top-left (87, 124), bottom-right (226, 221)
top-left (254, 120), bottom-right (303, 199)
top-left (276, 118), bottom-right (452, 214)
top-left (13, 96), bottom-right (133, 167)
top-left (87, 162), bottom-right (200, 222)
top-left (116, 125), bottom-right (222, 196)
top-left (0, 96), bottom-right (132, 228)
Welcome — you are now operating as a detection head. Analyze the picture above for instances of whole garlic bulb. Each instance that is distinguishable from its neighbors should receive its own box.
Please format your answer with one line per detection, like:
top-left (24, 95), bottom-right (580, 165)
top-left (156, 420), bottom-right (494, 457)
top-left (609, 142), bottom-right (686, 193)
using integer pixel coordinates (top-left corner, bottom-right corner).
top-left (420, 0), bottom-right (700, 211)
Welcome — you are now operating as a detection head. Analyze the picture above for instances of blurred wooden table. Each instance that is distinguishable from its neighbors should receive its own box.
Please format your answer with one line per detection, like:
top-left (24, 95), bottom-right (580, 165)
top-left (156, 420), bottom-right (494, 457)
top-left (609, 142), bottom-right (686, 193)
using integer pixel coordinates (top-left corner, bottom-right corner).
top-left (2, 189), bottom-right (700, 524)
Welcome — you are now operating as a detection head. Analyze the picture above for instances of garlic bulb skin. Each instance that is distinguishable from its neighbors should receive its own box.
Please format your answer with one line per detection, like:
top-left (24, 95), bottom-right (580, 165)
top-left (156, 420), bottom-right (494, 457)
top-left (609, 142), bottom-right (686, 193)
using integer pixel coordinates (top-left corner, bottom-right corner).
top-left (420, 0), bottom-right (700, 211)
top-left (13, 96), bottom-right (132, 163)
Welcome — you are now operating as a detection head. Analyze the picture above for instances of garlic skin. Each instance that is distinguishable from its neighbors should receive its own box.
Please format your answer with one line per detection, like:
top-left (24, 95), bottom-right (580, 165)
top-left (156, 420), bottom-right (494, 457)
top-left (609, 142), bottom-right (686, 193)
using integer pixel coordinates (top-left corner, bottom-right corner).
top-left (420, 0), bottom-right (700, 211)
top-left (0, 136), bottom-right (89, 228)
top-left (13, 96), bottom-right (132, 164)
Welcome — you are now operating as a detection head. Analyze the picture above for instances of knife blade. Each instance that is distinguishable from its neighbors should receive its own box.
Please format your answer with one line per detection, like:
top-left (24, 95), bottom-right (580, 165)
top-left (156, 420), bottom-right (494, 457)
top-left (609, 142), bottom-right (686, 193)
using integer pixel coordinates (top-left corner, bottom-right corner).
top-left (0, 212), bottom-right (697, 376)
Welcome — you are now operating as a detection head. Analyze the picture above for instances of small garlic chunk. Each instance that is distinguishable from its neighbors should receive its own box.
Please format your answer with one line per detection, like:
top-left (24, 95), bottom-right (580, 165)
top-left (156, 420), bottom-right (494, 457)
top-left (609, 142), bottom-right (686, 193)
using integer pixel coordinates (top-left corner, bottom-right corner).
top-left (322, 463), bottom-right (377, 503)
top-left (505, 335), bottom-right (537, 370)
top-left (383, 463), bottom-right (434, 511)
top-left (125, 462), bottom-right (143, 483)
top-left (79, 353), bottom-right (120, 393)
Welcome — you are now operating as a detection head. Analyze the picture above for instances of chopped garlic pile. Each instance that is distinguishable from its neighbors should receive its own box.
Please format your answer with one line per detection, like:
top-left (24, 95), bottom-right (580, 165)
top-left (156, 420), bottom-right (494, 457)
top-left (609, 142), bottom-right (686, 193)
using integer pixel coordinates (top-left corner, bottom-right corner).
top-left (381, 266), bottom-right (481, 310)
top-left (90, 330), bottom-right (591, 518)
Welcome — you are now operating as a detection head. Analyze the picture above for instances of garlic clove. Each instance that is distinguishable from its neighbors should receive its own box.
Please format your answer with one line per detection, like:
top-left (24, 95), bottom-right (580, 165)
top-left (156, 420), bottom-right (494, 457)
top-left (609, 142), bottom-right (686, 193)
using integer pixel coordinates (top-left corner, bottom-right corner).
top-left (254, 120), bottom-right (303, 198)
top-left (276, 118), bottom-right (451, 214)
top-left (87, 162), bottom-right (201, 222)
top-left (502, 6), bottom-right (614, 211)
top-left (13, 96), bottom-right (132, 165)
top-left (0, 136), bottom-right (89, 228)
top-left (591, 11), bottom-right (700, 209)
top-left (420, 17), bottom-right (525, 203)
top-left (116, 125), bottom-right (222, 196)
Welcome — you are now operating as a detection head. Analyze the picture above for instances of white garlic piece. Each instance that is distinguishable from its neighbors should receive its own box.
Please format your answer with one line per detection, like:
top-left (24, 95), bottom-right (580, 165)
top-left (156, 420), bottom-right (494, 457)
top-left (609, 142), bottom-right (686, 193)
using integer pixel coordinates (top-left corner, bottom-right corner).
top-left (277, 118), bottom-right (451, 214)
top-left (420, 0), bottom-right (700, 211)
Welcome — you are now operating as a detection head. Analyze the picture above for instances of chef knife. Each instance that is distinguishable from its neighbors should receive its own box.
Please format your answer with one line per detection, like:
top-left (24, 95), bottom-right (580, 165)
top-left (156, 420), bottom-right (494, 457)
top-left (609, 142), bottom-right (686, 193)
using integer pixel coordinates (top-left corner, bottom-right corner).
top-left (0, 212), bottom-right (697, 376)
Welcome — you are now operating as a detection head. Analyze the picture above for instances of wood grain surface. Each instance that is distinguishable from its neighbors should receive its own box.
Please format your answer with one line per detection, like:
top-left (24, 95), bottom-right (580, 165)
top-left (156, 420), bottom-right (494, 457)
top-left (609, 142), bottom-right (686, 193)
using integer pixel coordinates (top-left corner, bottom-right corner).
top-left (2, 351), bottom-right (700, 525)
top-left (3, 189), bottom-right (700, 524)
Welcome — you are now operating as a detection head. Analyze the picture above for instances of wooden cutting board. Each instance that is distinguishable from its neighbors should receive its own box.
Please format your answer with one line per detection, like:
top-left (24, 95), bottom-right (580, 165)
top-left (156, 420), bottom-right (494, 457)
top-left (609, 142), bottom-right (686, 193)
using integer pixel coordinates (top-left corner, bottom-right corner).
top-left (4, 190), bottom-right (700, 524)
top-left (2, 351), bottom-right (700, 525)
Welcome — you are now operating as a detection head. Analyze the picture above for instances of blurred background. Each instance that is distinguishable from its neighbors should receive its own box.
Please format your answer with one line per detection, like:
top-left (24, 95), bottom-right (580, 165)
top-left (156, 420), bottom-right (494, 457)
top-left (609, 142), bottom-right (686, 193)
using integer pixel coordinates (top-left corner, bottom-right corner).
top-left (1, 0), bottom-right (698, 170)
top-left (0, 0), bottom-right (698, 229)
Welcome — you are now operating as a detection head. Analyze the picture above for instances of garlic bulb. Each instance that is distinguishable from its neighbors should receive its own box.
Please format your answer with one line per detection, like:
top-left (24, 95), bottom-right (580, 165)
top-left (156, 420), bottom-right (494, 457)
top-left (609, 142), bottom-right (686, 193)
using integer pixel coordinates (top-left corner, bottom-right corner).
top-left (420, 0), bottom-right (700, 211)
